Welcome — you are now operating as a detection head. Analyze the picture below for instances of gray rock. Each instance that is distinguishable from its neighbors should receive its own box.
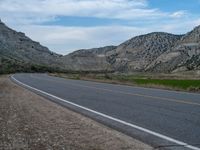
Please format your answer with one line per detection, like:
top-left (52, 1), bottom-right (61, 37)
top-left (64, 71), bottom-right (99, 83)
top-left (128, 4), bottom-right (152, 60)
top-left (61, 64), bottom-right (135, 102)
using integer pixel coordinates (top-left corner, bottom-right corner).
top-left (1, 19), bottom-right (200, 73)
top-left (107, 32), bottom-right (182, 72)
top-left (147, 25), bottom-right (200, 72)
top-left (65, 26), bottom-right (200, 73)
top-left (62, 46), bottom-right (116, 71)
top-left (0, 20), bottom-right (64, 70)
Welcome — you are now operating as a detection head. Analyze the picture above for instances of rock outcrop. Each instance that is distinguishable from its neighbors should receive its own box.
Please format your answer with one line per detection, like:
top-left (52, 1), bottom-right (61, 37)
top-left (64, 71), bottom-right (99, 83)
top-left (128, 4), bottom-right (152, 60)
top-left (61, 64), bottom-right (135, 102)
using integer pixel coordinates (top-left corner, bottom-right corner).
top-left (1, 19), bottom-right (200, 73)
top-left (147, 25), bottom-right (200, 73)
top-left (62, 46), bottom-right (116, 71)
top-left (106, 32), bottom-right (182, 72)
top-left (0, 20), bottom-right (64, 72)
top-left (64, 26), bottom-right (200, 73)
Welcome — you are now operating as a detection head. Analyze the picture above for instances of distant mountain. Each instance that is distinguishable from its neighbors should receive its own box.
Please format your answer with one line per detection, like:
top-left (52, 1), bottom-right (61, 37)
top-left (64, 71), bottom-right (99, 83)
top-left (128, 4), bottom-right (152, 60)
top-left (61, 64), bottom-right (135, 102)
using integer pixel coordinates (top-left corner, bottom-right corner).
top-left (106, 32), bottom-right (183, 72)
top-left (62, 46), bottom-right (116, 71)
top-left (64, 26), bottom-right (200, 73)
top-left (0, 19), bottom-right (200, 74)
top-left (146, 25), bottom-right (200, 73)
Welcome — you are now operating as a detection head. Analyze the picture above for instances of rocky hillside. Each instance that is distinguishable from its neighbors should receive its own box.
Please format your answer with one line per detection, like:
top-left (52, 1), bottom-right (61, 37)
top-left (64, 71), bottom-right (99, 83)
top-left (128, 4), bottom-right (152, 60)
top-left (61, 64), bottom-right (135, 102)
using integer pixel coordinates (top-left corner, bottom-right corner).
top-left (62, 46), bottom-right (116, 71)
top-left (106, 32), bottom-right (183, 72)
top-left (64, 26), bottom-right (200, 73)
top-left (146, 25), bottom-right (200, 73)
top-left (0, 19), bottom-right (64, 73)
top-left (0, 19), bottom-right (200, 73)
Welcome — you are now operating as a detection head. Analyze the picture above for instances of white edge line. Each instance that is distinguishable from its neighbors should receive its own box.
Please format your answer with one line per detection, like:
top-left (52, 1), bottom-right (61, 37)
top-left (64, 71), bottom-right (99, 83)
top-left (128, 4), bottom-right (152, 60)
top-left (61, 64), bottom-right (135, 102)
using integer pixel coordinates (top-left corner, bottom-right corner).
top-left (11, 75), bottom-right (200, 150)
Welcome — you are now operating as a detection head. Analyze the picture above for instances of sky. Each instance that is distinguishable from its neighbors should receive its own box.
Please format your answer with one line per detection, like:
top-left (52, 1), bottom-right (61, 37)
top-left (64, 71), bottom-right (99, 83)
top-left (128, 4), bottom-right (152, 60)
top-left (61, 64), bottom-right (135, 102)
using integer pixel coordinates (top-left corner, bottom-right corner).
top-left (0, 0), bottom-right (200, 55)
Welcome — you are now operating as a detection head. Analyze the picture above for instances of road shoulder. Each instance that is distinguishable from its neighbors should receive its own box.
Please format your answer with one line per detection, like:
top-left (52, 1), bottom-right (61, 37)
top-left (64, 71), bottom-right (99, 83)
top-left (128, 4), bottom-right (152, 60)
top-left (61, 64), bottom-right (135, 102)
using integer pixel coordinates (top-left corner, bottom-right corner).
top-left (0, 76), bottom-right (152, 150)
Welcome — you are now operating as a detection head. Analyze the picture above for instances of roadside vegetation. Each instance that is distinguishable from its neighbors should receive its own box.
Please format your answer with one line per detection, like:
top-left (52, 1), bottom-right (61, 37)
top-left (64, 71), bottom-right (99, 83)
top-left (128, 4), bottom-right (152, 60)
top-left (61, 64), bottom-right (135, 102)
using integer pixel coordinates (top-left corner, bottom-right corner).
top-left (51, 73), bottom-right (200, 93)
top-left (0, 56), bottom-right (113, 75)
top-left (0, 56), bottom-right (65, 74)
top-left (1, 56), bottom-right (199, 93)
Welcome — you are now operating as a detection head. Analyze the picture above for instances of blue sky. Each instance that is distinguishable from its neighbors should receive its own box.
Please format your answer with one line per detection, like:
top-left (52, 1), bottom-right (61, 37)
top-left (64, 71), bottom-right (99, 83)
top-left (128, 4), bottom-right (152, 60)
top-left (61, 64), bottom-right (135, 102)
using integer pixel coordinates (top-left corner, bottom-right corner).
top-left (0, 0), bottom-right (200, 54)
top-left (149, 0), bottom-right (200, 13)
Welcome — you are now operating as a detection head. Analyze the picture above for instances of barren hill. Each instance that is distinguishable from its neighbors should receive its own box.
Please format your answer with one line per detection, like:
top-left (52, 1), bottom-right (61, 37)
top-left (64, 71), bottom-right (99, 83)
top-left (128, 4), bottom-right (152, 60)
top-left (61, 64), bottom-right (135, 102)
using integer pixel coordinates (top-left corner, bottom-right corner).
top-left (0, 19), bottom-right (200, 73)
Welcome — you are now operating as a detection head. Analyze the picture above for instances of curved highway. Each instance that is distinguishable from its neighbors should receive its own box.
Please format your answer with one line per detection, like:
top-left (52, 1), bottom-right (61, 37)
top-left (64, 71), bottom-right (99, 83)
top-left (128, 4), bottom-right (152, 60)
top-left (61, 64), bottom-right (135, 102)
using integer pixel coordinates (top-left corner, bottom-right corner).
top-left (11, 73), bottom-right (200, 150)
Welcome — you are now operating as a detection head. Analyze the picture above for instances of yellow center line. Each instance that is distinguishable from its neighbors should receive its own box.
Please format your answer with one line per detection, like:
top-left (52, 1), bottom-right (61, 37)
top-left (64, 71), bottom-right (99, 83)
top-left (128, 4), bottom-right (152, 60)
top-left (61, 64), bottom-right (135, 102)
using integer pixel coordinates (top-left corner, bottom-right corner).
top-left (68, 83), bottom-right (200, 107)
top-left (30, 74), bottom-right (200, 107)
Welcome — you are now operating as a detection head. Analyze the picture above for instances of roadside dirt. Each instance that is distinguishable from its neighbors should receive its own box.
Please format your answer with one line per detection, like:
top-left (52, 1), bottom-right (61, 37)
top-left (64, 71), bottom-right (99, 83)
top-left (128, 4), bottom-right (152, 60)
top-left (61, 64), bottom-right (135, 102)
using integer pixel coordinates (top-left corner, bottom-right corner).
top-left (0, 76), bottom-right (152, 150)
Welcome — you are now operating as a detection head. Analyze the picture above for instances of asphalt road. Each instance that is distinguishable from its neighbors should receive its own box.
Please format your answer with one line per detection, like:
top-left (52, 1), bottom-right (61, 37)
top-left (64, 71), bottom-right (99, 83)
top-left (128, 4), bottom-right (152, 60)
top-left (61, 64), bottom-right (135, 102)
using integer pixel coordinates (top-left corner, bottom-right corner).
top-left (12, 73), bottom-right (200, 150)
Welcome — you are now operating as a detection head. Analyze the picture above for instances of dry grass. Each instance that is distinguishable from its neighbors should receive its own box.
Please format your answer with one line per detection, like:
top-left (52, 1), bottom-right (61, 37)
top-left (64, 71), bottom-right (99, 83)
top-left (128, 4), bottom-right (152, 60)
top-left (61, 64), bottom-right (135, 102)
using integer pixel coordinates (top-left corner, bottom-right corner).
top-left (51, 73), bottom-right (200, 93)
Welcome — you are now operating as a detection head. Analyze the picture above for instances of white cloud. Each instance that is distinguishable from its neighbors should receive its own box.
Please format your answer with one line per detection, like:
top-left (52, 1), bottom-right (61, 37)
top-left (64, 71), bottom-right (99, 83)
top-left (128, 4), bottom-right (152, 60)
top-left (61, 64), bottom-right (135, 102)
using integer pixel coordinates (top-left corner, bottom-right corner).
top-left (15, 25), bottom-right (149, 54)
top-left (13, 20), bottom-right (199, 55)
top-left (170, 11), bottom-right (187, 18)
top-left (193, 18), bottom-right (200, 26)
top-left (0, 0), bottom-right (200, 55)
top-left (0, 0), bottom-right (166, 25)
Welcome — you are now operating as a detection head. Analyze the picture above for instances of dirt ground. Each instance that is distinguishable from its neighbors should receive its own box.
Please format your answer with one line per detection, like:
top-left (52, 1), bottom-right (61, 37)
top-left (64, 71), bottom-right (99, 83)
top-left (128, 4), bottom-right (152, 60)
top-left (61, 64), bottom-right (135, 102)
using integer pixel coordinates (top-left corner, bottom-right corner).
top-left (0, 75), bottom-right (152, 150)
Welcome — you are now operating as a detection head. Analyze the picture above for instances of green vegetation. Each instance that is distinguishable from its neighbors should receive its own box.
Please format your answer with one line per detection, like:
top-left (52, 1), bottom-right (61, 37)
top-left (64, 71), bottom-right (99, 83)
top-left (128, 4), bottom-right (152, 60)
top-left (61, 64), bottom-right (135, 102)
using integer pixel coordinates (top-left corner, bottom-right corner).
top-left (51, 73), bottom-right (200, 92)
top-left (0, 56), bottom-right (64, 74)
top-left (1, 55), bottom-right (199, 92)
top-left (0, 56), bottom-right (114, 75)
top-left (133, 79), bottom-right (200, 90)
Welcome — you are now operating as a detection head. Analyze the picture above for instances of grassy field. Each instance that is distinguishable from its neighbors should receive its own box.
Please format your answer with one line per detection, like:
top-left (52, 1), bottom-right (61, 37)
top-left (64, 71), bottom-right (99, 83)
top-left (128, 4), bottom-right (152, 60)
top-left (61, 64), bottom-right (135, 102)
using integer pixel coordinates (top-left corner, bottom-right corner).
top-left (132, 78), bottom-right (200, 91)
top-left (51, 73), bottom-right (200, 93)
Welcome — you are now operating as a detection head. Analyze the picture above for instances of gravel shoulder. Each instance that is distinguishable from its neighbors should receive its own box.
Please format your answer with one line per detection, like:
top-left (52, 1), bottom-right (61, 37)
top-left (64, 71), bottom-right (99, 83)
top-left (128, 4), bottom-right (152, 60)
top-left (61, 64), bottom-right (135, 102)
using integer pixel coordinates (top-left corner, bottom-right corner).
top-left (0, 75), bottom-right (152, 150)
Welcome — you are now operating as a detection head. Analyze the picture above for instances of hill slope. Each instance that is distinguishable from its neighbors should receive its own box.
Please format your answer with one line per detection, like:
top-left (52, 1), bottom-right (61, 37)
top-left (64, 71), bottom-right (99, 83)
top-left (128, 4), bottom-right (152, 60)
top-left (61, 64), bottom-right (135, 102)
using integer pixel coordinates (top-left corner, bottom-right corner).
top-left (147, 25), bottom-right (200, 73)
top-left (0, 19), bottom-right (200, 73)
top-left (106, 32), bottom-right (183, 72)
top-left (64, 26), bottom-right (200, 73)
top-left (62, 46), bottom-right (116, 71)
top-left (0, 20), bottom-right (64, 73)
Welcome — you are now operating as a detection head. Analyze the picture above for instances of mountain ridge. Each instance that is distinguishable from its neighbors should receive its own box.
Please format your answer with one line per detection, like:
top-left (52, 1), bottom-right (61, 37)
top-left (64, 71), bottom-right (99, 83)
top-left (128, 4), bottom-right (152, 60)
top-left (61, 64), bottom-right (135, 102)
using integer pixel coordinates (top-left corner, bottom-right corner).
top-left (0, 19), bottom-right (200, 73)
top-left (65, 26), bottom-right (200, 73)
top-left (0, 20), bottom-right (65, 73)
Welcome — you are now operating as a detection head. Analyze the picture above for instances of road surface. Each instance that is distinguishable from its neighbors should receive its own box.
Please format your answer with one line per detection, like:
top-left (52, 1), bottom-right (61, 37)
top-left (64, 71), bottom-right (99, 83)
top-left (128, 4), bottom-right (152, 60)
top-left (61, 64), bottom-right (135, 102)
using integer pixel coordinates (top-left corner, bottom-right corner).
top-left (11, 73), bottom-right (200, 150)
